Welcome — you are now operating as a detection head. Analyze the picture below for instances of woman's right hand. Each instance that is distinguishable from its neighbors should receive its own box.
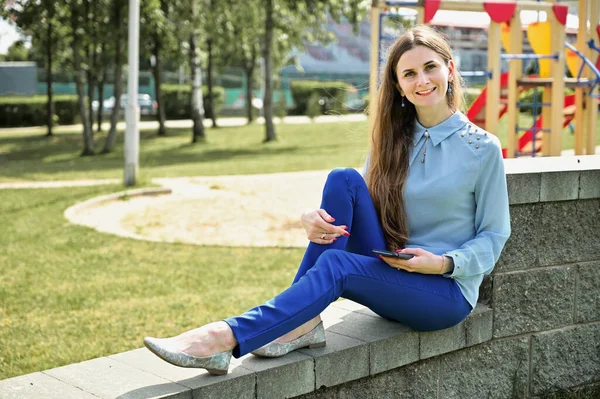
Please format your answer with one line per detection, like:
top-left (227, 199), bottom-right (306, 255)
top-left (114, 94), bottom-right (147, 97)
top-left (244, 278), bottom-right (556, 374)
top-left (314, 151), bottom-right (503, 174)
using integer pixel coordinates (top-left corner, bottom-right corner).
top-left (301, 209), bottom-right (350, 245)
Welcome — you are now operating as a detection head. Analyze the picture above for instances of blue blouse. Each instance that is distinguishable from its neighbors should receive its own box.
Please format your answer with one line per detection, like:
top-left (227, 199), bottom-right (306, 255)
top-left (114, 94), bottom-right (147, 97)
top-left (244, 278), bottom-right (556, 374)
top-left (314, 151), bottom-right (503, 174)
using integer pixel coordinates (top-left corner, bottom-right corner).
top-left (364, 111), bottom-right (511, 309)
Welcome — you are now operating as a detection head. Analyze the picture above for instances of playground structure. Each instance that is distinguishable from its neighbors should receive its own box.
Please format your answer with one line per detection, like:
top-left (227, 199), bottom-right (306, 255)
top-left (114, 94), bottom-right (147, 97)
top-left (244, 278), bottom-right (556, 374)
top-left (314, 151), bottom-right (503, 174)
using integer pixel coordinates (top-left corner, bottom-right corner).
top-left (369, 0), bottom-right (600, 157)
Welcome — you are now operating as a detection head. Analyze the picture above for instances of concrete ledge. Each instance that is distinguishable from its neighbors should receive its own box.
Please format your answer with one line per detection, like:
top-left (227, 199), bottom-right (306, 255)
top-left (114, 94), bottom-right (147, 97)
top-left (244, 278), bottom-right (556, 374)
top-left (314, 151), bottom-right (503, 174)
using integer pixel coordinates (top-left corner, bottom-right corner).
top-left (0, 300), bottom-right (492, 398)
top-left (505, 155), bottom-right (600, 204)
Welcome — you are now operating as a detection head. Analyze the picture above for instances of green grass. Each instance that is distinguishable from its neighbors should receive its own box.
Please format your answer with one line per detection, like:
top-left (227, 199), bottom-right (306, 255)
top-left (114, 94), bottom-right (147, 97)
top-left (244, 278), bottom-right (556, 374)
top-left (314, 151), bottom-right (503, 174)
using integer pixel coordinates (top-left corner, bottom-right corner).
top-left (0, 122), bottom-right (370, 182)
top-left (1, 114), bottom-right (599, 183)
top-left (0, 185), bottom-right (305, 379)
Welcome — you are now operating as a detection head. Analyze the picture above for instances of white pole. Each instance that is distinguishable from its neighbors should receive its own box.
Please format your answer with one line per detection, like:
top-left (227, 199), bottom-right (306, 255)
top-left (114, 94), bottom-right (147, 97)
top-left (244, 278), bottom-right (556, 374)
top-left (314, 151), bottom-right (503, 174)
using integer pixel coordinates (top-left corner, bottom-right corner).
top-left (124, 0), bottom-right (140, 186)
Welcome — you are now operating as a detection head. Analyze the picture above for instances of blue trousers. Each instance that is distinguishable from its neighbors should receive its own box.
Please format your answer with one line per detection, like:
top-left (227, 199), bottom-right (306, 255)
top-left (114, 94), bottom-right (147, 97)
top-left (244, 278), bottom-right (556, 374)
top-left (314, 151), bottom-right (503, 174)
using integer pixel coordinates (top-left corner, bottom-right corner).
top-left (224, 168), bottom-right (471, 358)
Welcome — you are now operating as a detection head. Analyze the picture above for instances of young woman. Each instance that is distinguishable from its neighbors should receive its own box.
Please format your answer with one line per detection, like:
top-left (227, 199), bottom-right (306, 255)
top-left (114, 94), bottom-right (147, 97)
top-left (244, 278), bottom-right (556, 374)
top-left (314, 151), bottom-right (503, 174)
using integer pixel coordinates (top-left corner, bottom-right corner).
top-left (144, 25), bottom-right (511, 375)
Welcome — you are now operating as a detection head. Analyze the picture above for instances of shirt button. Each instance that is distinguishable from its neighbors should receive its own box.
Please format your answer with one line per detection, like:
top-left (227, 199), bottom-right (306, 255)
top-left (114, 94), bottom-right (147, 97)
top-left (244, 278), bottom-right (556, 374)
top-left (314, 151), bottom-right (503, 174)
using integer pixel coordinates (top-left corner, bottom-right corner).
top-left (424, 131), bottom-right (429, 138)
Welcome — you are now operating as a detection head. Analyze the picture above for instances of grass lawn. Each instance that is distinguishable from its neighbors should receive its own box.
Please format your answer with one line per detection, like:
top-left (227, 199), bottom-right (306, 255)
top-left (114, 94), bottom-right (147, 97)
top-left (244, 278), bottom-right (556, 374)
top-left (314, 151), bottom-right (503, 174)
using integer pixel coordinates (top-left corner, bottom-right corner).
top-left (0, 121), bottom-right (370, 182)
top-left (1, 114), bottom-right (599, 380)
top-left (1, 113), bottom-right (599, 183)
top-left (0, 185), bottom-right (306, 379)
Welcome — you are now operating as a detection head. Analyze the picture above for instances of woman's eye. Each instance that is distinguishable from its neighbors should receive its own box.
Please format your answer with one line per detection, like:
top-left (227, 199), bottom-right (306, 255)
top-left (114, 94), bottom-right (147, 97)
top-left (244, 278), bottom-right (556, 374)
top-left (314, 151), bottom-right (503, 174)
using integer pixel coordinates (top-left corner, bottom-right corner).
top-left (426, 64), bottom-right (436, 70)
top-left (405, 72), bottom-right (414, 77)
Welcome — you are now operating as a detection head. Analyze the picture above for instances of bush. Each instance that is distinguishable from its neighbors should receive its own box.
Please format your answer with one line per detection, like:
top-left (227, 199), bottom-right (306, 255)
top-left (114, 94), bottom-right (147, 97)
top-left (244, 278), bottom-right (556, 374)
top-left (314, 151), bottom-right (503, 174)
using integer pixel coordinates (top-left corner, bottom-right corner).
top-left (0, 95), bottom-right (78, 128)
top-left (161, 84), bottom-right (225, 120)
top-left (274, 94), bottom-right (288, 119)
top-left (306, 94), bottom-right (321, 120)
top-left (290, 80), bottom-right (352, 116)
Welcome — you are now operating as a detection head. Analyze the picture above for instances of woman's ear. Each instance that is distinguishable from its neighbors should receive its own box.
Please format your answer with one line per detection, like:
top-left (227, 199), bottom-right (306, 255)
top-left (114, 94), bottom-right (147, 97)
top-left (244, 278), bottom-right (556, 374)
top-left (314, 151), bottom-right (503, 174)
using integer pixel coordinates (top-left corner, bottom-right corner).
top-left (448, 60), bottom-right (456, 82)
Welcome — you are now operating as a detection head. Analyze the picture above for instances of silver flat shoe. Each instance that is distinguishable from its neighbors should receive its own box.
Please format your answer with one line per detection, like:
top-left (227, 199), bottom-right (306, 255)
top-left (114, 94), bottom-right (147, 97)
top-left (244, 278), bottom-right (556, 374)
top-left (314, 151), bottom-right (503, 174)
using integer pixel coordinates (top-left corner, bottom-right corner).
top-left (143, 337), bottom-right (232, 375)
top-left (251, 321), bottom-right (326, 358)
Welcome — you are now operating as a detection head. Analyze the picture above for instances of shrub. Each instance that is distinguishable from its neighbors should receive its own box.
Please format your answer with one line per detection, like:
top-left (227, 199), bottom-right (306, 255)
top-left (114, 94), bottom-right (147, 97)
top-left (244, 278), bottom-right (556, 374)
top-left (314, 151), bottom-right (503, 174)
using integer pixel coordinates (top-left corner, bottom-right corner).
top-left (290, 80), bottom-right (352, 116)
top-left (306, 94), bottom-right (322, 120)
top-left (274, 94), bottom-right (288, 119)
top-left (161, 84), bottom-right (224, 120)
top-left (0, 95), bottom-right (78, 127)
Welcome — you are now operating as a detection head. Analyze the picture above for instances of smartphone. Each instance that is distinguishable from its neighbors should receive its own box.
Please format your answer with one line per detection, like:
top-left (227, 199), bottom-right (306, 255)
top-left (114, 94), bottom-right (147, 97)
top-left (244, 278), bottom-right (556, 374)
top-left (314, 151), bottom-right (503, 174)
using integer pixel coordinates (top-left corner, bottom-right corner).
top-left (371, 249), bottom-right (414, 260)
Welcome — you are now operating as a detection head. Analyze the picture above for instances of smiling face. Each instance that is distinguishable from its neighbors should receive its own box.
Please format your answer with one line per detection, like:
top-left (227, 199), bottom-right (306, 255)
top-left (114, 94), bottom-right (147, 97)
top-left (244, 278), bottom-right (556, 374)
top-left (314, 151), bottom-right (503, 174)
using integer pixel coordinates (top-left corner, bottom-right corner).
top-left (395, 45), bottom-right (454, 116)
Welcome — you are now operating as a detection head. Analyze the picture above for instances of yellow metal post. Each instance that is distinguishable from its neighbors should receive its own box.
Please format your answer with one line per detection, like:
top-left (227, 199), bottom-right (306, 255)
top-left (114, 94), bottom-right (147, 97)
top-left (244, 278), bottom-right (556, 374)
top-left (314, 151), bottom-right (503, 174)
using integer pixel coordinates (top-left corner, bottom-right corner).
top-left (586, 0), bottom-right (599, 155)
top-left (574, 0), bottom-right (588, 155)
top-left (549, 9), bottom-right (566, 156)
top-left (369, 4), bottom-right (382, 135)
top-left (507, 14), bottom-right (522, 158)
top-left (486, 22), bottom-right (502, 135)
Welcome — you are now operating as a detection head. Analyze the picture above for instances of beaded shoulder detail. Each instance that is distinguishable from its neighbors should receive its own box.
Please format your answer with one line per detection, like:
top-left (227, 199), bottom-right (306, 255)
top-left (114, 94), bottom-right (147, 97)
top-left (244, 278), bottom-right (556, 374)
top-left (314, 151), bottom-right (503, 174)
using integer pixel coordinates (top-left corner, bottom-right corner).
top-left (459, 123), bottom-right (493, 153)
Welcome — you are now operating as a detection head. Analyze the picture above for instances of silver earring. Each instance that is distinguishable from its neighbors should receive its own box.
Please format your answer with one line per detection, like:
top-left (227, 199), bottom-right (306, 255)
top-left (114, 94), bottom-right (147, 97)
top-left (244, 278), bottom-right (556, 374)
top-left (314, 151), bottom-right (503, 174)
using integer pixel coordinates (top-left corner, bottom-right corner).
top-left (401, 96), bottom-right (405, 107)
top-left (448, 86), bottom-right (453, 93)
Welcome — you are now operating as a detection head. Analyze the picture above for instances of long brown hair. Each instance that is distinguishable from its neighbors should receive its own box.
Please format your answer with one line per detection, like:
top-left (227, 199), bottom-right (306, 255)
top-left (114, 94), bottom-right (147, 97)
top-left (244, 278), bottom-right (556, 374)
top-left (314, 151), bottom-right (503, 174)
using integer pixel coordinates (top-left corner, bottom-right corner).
top-left (366, 25), bottom-right (464, 250)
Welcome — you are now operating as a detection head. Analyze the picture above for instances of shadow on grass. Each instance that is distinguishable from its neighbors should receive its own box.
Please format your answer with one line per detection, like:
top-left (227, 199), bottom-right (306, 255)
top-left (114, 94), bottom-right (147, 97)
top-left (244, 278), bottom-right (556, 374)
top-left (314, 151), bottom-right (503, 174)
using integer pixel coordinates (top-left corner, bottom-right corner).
top-left (0, 126), bottom-right (301, 180)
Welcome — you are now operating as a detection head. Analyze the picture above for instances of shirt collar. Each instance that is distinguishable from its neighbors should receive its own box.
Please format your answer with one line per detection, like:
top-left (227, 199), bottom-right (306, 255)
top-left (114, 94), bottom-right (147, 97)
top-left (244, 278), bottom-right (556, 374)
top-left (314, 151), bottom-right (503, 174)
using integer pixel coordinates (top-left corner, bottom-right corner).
top-left (413, 111), bottom-right (470, 147)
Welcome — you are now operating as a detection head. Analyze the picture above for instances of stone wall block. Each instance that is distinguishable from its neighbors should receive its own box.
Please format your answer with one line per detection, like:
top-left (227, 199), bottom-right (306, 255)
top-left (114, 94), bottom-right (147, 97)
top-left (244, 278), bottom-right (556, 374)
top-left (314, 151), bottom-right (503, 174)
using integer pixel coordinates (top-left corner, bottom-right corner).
top-left (496, 203), bottom-right (541, 273)
top-left (507, 173), bottom-right (541, 205)
top-left (530, 323), bottom-right (600, 396)
top-left (0, 372), bottom-right (99, 399)
top-left (493, 267), bottom-right (575, 338)
top-left (574, 199), bottom-right (600, 262)
top-left (478, 275), bottom-right (493, 306)
top-left (439, 336), bottom-right (529, 399)
top-left (295, 358), bottom-right (440, 399)
top-left (297, 331), bottom-right (369, 389)
top-left (420, 322), bottom-right (466, 359)
top-left (324, 303), bottom-right (420, 375)
top-left (579, 169), bottom-right (600, 199)
top-left (537, 201), bottom-right (580, 266)
top-left (43, 357), bottom-right (190, 399)
top-left (465, 305), bottom-right (493, 347)
top-left (540, 171), bottom-right (580, 202)
top-left (575, 262), bottom-right (600, 323)
top-left (110, 348), bottom-right (256, 399)
top-left (240, 352), bottom-right (314, 399)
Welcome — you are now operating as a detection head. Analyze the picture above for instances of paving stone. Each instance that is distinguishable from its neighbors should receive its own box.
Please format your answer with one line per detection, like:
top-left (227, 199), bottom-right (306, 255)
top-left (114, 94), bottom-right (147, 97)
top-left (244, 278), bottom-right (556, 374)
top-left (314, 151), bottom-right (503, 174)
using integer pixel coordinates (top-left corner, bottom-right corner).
top-left (465, 305), bottom-right (493, 347)
top-left (0, 372), bottom-right (98, 399)
top-left (495, 203), bottom-right (541, 272)
top-left (506, 172), bottom-right (541, 205)
top-left (298, 331), bottom-right (368, 389)
top-left (575, 262), bottom-right (600, 323)
top-left (439, 336), bottom-right (529, 399)
top-left (493, 267), bottom-right (575, 338)
top-left (419, 321), bottom-right (466, 359)
top-left (531, 323), bottom-right (600, 396)
top-left (540, 171), bottom-right (580, 202)
top-left (238, 351), bottom-right (314, 399)
top-left (44, 356), bottom-right (190, 399)
top-left (579, 169), bottom-right (600, 199)
top-left (110, 348), bottom-right (255, 399)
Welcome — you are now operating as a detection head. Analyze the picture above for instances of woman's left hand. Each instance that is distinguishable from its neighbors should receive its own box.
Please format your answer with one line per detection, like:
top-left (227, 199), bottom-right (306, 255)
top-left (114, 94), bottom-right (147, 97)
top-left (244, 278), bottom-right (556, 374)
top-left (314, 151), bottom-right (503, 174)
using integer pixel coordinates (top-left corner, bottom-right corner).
top-left (378, 248), bottom-right (447, 275)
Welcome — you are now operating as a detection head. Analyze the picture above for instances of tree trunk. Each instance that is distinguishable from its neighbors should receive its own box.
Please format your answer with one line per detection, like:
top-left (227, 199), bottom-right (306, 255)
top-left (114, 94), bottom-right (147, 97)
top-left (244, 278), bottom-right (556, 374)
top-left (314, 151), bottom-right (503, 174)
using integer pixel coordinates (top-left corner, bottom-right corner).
top-left (189, 1), bottom-right (206, 144)
top-left (86, 0), bottom-right (97, 135)
top-left (262, 0), bottom-right (276, 142)
top-left (103, 0), bottom-right (124, 154)
top-left (97, 76), bottom-right (105, 133)
top-left (152, 36), bottom-right (166, 136)
top-left (75, 55), bottom-right (95, 155)
top-left (207, 38), bottom-right (217, 128)
top-left (244, 64), bottom-right (254, 124)
top-left (45, 21), bottom-right (54, 137)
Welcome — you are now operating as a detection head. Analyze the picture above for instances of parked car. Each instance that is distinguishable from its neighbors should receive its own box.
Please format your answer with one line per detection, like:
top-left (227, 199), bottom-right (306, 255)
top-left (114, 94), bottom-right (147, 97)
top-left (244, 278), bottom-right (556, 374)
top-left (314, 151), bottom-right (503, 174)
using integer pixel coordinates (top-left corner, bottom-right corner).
top-left (92, 93), bottom-right (157, 115)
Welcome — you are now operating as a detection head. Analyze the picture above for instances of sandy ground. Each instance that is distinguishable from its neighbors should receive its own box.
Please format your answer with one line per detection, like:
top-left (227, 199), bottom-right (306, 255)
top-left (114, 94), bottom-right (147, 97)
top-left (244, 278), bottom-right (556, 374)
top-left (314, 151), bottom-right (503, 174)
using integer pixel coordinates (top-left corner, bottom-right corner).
top-left (66, 170), bottom-right (340, 248)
